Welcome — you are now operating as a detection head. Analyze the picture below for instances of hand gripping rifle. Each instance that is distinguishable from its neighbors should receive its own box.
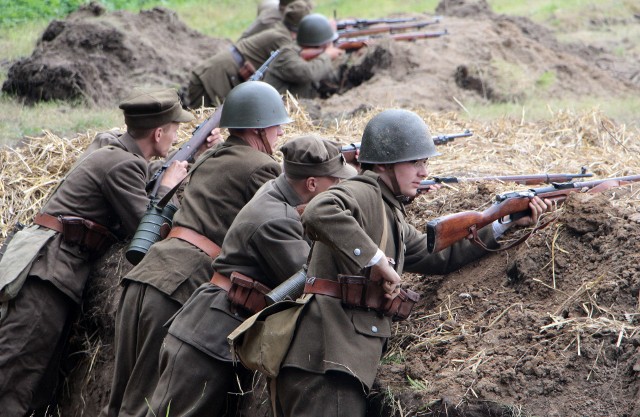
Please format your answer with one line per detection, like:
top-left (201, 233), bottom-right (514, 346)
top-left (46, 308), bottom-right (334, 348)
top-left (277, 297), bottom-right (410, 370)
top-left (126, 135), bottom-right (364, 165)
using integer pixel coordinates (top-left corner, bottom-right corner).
top-left (426, 175), bottom-right (640, 254)
top-left (126, 51), bottom-right (281, 265)
top-left (340, 129), bottom-right (472, 165)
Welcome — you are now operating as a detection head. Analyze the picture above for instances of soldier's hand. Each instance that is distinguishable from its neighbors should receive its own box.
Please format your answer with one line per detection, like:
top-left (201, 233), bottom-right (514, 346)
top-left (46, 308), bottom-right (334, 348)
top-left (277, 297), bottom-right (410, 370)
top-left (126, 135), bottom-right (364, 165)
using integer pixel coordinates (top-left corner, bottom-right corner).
top-left (160, 160), bottom-right (189, 189)
top-left (371, 257), bottom-right (402, 300)
top-left (195, 128), bottom-right (223, 158)
top-left (513, 196), bottom-right (552, 227)
top-left (325, 45), bottom-right (345, 60)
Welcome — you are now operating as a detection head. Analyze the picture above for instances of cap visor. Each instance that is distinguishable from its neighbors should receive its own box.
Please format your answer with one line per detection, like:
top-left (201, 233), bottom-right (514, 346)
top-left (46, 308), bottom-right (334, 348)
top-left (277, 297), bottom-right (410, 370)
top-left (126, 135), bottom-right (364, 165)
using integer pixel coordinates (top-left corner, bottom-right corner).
top-left (333, 163), bottom-right (358, 179)
top-left (173, 108), bottom-right (195, 123)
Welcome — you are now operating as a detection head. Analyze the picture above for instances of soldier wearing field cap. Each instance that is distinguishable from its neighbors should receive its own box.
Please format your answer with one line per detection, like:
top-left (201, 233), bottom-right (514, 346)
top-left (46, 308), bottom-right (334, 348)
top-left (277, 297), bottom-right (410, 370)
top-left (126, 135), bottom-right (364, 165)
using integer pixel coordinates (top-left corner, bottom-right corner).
top-left (186, 0), bottom-right (312, 108)
top-left (241, 0), bottom-right (315, 40)
top-left (101, 80), bottom-right (292, 417)
top-left (143, 135), bottom-right (356, 417)
top-left (0, 87), bottom-right (192, 415)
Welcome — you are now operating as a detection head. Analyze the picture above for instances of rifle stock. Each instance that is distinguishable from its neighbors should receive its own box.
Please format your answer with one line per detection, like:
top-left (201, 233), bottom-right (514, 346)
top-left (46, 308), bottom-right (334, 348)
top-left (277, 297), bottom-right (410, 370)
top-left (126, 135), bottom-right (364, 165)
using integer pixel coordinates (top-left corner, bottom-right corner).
top-left (426, 175), bottom-right (640, 253)
top-left (147, 50), bottom-right (282, 198)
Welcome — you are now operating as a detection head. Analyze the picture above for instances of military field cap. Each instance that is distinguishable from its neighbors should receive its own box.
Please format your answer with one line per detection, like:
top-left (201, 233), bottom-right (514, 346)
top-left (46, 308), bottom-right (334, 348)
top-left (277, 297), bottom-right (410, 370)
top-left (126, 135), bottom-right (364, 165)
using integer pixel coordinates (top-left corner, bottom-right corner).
top-left (119, 88), bottom-right (194, 129)
top-left (283, 0), bottom-right (312, 32)
top-left (281, 135), bottom-right (357, 179)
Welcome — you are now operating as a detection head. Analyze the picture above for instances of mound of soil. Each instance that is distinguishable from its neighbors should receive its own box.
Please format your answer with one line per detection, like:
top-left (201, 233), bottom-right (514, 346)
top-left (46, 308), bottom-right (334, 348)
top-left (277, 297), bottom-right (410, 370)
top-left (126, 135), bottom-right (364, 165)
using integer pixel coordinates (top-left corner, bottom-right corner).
top-left (1, 2), bottom-right (228, 104)
top-left (4, 0), bottom-right (639, 117)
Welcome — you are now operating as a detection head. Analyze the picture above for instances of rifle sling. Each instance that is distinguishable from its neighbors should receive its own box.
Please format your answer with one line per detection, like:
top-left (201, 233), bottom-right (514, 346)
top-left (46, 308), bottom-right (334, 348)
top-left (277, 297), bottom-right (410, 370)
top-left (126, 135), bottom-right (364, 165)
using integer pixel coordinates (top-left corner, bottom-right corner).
top-left (468, 216), bottom-right (556, 252)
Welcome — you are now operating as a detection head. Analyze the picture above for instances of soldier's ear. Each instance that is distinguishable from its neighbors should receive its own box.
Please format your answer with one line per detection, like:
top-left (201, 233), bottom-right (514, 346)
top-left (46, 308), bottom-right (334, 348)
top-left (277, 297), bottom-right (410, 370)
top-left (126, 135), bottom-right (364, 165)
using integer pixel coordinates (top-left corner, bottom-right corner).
top-left (306, 177), bottom-right (317, 192)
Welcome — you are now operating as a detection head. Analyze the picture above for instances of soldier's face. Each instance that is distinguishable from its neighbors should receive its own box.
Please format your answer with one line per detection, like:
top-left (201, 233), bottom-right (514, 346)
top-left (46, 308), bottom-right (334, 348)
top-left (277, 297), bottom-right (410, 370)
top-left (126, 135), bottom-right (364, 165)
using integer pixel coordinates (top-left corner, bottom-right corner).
top-left (263, 125), bottom-right (283, 148)
top-left (389, 159), bottom-right (429, 197)
top-left (157, 122), bottom-right (180, 157)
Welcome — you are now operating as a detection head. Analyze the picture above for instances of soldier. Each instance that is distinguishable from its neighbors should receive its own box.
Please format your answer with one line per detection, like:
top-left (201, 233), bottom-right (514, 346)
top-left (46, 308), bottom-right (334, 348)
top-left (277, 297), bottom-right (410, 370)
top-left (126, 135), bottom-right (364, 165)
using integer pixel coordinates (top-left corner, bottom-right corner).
top-left (262, 13), bottom-right (346, 99)
top-left (241, 0), bottom-right (314, 40)
top-left (0, 88), bottom-right (193, 415)
top-left (186, 0), bottom-right (311, 108)
top-left (274, 109), bottom-right (552, 416)
top-left (143, 135), bottom-right (356, 417)
top-left (100, 81), bottom-right (292, 417)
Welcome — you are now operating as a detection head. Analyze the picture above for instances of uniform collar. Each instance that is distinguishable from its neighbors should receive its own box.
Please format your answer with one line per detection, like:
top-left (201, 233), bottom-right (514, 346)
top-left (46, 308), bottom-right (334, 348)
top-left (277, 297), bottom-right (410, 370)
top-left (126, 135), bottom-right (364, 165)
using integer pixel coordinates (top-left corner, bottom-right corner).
top-left (118, 132), bottom-right (145, 158)
top-left (362, 170), bottom-right (406, 214)
top-left (273, 174), bottom-right (304, 208)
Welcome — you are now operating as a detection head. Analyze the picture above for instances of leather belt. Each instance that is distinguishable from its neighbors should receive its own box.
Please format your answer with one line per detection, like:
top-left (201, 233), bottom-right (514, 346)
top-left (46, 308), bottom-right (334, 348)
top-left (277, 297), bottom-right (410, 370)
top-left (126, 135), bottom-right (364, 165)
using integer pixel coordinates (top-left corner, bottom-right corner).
top-left (34, 213), bottom-right (63, 233)
top-left (167, 226), bottom-right (221, 258)
top-left (229, 46), bottom-right (245, 67)
top-left (211, 271), bottom-right (232, 292)
top-left (304, 277), bottom-right (342, 298)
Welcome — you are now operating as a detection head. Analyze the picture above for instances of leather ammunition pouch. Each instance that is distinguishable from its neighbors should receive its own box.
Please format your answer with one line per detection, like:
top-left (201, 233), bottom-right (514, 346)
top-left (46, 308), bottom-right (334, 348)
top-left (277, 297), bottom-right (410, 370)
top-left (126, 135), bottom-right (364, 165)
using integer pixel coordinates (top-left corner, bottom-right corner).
top-left (211, 271), bottom-right (271, 315)
top-left (305, 275), bottom-right (420, 321)
top-left (230, 46), bottom-right (256, 81)
top-left (34, 213), bottom-right (117, 258)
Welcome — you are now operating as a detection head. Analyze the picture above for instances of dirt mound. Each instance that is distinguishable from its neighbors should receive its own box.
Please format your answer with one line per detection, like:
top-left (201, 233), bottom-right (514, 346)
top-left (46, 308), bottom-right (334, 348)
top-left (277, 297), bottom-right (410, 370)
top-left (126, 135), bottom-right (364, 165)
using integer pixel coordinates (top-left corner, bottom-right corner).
top-left (1, 2), bottom-right (227, 105)
top-left (320, 0), bottom-right (640, 118)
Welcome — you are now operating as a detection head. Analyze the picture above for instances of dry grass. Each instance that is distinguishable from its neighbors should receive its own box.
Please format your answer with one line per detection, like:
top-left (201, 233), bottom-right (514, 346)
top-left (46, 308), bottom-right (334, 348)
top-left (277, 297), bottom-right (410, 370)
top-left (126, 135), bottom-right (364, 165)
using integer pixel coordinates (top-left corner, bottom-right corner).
top-left (2, 101), bottom-right (640, 238)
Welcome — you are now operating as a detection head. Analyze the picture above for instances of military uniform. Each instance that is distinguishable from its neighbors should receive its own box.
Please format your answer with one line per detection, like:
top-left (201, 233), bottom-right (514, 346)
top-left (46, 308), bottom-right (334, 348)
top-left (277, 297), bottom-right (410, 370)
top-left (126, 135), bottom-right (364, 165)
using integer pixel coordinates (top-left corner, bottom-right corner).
top-left (276, 171), bottom-right (498, 416)
top-left (144, 136), bottom-right (355, 417)
top-left (0, 136), bottom-right (175, 414)
top-left (103, 136), bottom-right (281, 417)
top-left (240, 0), bottom-right (311, 40)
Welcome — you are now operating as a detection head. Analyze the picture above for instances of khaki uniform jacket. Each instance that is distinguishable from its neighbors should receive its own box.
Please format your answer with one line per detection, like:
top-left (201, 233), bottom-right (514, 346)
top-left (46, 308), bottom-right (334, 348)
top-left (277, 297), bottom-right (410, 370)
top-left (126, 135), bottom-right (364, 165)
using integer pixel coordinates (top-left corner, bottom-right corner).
top-left (191, 27), bottom-right (292, 105)
top-left (124, 135), bottom-right (281, 304)
top-left (167, 175), bottom-right (309, 361)
top-left (261, 44), bottom-right (337, 98)
top-left (282, 171), bottom-right (499, 389)
top-left (29, 133), bottom-right (162, 304)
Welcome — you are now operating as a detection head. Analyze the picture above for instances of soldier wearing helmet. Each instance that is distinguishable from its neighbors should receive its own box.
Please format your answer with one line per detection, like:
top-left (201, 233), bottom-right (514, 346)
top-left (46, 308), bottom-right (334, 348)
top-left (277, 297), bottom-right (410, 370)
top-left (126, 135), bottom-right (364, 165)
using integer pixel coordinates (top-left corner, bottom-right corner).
top-left (101, 81), bottom-right (291, 417)
top-left (262, 13), bottom-right (346, 99)
top-left (143, 135), bottom-right (356, 417)
top-left (273, 109), bottom-right (551, 416)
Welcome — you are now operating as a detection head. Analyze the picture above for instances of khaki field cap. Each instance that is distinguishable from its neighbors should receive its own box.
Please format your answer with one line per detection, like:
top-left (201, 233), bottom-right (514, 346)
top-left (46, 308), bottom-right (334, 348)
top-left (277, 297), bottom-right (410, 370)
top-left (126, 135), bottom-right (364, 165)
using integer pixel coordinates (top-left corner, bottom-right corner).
top-left (281, 135), bottom-right (357, 179)
top-left (120, 88), bottom-right (194, 129)
top-left (283, 0), bottom-right (312, 32)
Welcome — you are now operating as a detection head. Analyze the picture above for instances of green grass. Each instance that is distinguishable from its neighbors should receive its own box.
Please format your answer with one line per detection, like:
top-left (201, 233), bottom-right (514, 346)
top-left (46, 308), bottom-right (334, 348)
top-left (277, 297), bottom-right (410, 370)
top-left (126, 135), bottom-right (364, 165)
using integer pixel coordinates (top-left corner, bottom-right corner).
top-left (0, 0), bottom-right (638, 145)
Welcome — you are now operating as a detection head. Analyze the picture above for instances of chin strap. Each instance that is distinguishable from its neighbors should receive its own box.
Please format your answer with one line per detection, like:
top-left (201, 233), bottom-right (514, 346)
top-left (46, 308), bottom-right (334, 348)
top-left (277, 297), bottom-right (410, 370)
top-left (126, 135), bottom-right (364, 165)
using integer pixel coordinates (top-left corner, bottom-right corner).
top-left (387, 164), bottom-right (413, 205)
top-left (258, 129), bottom-right (273, 155)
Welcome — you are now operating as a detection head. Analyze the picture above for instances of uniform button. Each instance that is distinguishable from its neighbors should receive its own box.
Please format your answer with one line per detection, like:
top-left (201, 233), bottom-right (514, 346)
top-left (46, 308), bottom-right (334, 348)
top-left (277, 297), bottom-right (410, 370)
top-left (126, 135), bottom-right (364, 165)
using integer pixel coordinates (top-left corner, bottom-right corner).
top-left (371, 326), bottom-right (378, 333)
top-left (354, 248), bottom-right (361, 256)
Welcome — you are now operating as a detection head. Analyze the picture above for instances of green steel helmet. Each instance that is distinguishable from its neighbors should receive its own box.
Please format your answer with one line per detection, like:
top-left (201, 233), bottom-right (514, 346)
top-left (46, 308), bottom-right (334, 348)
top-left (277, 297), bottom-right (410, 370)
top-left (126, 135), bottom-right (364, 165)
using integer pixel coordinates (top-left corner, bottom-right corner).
top-left (296, 14), bottom-right (338, 47)
top-left (358, 109), bottom-right (441, 164)
top-left (219, 81), bottom-right (292, 128)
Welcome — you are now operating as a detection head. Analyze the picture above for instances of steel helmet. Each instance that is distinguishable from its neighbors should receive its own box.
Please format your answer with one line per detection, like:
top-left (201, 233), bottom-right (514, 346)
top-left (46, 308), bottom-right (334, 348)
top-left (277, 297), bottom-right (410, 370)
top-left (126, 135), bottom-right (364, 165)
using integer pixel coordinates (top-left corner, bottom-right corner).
top-left (219, 81), bottom-right (292, 128)
top-left (358, 109), bottom-right (441, 164)
top-left (296, 14), bottom-right (338, 47)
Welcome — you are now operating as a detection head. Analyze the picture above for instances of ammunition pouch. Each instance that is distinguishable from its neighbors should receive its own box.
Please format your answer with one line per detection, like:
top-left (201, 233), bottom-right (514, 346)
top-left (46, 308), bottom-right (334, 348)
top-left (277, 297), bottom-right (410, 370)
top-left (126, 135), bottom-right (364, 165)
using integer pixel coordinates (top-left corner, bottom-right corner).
top-left (34, 213), bottom-right (117, 258)
top-left (212, 271), bottom-right (272, 315)
top-left (307, 275), bottom-right (420, 321)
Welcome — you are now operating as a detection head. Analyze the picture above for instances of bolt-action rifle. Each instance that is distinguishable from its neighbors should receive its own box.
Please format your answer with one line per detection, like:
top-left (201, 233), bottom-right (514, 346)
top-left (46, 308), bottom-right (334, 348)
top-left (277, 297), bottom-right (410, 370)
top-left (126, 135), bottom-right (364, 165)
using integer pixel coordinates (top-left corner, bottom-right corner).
top-left (426, 175), bottom-right (640, 254)
top-left (340, 129), bottom-right (472, 164)
top-left (337, 16), bottom-right (421, 30)
top-left (338, 18), bottom-right (441, 38)
top-left (300, 30), bottom-right (448, 61)
top-left (146, 50), bottom-right (281, 199)
top-left (417, 170), bottom-right (593, 193)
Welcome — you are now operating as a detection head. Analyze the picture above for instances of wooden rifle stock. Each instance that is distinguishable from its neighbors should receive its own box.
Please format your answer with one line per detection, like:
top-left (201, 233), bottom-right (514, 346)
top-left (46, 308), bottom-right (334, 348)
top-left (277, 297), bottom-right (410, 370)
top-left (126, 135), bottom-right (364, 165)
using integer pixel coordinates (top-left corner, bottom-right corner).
top-left (426, 175), bottom-right (640, 254)
top-left (147, 50), bottom-right (281, 198)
